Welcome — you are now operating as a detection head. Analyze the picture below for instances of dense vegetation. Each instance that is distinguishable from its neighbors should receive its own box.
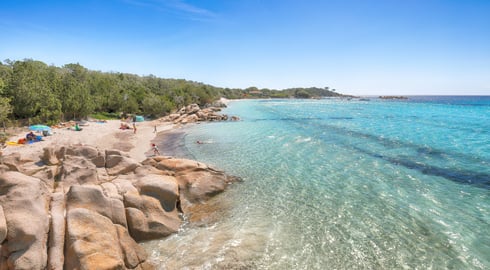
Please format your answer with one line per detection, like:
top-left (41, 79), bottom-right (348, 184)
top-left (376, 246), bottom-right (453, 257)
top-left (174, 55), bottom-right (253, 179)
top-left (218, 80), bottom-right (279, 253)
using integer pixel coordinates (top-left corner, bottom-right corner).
top-left (0, 59), bottom-right (343, 125)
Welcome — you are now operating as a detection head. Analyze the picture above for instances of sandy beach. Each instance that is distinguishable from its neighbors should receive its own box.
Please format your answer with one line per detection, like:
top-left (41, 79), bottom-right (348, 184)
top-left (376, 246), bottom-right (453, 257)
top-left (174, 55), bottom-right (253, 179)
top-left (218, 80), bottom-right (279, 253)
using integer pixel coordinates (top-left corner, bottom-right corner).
top-left (2, 119), bottom-right (175, 162)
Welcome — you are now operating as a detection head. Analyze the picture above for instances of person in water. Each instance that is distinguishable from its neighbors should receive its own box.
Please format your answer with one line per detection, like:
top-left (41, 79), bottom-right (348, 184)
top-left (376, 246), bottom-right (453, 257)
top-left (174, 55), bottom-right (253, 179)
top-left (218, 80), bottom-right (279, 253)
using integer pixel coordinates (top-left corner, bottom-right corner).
top-left (151, 143), bottom-right (160, 155)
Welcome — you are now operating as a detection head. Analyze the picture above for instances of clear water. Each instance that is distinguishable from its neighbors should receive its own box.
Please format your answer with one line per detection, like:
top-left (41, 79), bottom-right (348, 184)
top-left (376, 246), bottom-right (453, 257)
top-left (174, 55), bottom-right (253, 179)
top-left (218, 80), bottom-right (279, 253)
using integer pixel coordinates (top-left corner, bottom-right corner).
top-left (143, 97), bottom-right (490, 269)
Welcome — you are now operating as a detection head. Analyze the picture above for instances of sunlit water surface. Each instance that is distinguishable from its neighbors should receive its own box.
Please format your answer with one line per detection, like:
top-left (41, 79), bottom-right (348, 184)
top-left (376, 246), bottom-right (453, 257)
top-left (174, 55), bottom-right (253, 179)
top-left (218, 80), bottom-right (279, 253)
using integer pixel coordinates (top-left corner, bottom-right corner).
top-left (142, 97), bottom-right (490, 269)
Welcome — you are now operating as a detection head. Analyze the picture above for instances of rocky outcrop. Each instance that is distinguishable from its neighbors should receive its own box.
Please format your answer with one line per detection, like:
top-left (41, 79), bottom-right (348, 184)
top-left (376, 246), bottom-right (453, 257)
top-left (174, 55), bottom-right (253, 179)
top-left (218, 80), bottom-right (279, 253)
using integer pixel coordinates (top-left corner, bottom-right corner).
top-left (0, 144), bottom-right (239, 269)
top-left (144, 157), bottom-right (240, 205)
top-left (0, 206), bottom-right (6, 244)
top-left (160, 103), bottom-right (240, 124)
top-left (0, 171), bottom-right (50, 270)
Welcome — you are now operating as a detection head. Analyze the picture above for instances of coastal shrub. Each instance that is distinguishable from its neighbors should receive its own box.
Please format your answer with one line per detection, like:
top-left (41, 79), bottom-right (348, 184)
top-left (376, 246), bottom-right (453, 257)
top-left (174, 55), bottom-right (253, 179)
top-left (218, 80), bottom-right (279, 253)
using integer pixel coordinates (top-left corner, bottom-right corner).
top-left (90, 112), bottom-right (120, 120)
top-left (0, 59), bottom-right (343, 126)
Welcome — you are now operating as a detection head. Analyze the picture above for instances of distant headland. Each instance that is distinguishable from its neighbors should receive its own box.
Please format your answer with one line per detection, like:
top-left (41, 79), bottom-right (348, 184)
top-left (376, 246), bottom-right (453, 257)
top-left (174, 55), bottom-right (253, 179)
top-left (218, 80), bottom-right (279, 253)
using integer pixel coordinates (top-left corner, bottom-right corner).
top-left (379, 95), bottom-right (409, 100)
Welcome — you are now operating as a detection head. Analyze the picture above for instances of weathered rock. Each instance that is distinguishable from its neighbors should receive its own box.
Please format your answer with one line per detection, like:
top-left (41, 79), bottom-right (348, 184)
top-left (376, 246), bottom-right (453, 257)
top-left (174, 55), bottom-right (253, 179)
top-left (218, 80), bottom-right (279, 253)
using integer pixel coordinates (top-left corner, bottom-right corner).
top-left (16, 161), bottom-right (45, 176)
top-left (47, 192), bottom-right (65, 270)
top-left (65, 145), bottom-right (100, 160)
top-left (151, 157), bottom-right (239, 202)
top-left (134, 174), bottom-right (180, 212)
top-left (168, 113), bottom-right (180, 121)
top-left (173, 115), bottom-right (186, 124)
top-left (196, 111), bottom-right (207, 120)
top-left (177, 106), bottom-right (186, 114)
top-left (64, 208), bottom-right (125, 270)
top-left (1, 142), bottom-right (239, 269)
top-left (182, 114), bottom-right (198, 124)
top-left (1, 153), bottom-right (34, 173)
top-left (177, 169), bottom-right (228, 202)
top-left (124, 193), bottom-right (181, 241)
top-left (113, 178), bottom-right (140, 196)
top-left (59, 155), bottom-right (99, 188)
top-left (46, 145), bottom-right (106, 168)
top-left (91, 155), bottom-right (106, 168)
top-left (31, 166), bottom-right (57, 190)
top-left (105, 149), bottom-right (130, 158)
top-left (163, 104), bottom-right (232, 124)
top-left (134, 164), bottom-right (171, 177)
top-left (69, 145), bottom-right (107, 168)
top-left (66, 185), bottom-right (127, 227)
top-left (115, 224), bottom-right (151, 269)
top-left (185, 104), bottom-right (200, 114)
top-left (42, 147), bottom-right (60, 165)
top-left (0, 171), bottom-right (50, 270)
top-left (152, 157), bottom-right (207, 172)
top-left (0, 206), bottom-right (6, 243)
top-left (101, 181), bottom-right (123, 201)
top-left (106, 155), bottom-right (140, 175)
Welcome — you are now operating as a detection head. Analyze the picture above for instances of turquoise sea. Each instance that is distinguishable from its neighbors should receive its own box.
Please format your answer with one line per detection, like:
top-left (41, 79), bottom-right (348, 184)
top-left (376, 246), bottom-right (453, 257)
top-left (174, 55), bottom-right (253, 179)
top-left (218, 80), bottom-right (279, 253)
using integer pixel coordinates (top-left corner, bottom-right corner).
top-left (143, 96), bottom-right (490, 269)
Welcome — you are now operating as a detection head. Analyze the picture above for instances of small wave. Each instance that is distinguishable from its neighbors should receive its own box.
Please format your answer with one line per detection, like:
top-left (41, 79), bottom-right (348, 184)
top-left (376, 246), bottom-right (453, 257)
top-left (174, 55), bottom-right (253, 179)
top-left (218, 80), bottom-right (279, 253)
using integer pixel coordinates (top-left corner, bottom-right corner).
top-left (295, 137), bottom-right (312, 143)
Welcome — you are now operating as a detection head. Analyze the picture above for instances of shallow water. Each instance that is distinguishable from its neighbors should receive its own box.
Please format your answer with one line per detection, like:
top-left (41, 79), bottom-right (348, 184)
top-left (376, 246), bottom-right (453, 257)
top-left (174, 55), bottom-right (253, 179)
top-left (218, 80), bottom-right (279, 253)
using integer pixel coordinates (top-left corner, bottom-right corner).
top-left (142, 97), bottom-right (490, 269)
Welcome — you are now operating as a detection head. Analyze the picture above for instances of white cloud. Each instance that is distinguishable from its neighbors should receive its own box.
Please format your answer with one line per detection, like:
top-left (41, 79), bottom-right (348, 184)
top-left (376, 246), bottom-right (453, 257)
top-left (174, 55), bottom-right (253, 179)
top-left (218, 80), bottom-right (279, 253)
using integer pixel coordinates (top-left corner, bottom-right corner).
top-left (121, 0), bottom-right (215, 19)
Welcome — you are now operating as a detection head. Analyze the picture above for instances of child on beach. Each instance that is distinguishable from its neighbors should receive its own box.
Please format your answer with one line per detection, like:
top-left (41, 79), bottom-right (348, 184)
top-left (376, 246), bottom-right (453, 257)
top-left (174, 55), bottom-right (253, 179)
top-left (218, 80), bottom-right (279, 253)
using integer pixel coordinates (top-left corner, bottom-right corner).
top-left (151, 143), bottom-right (160, 156)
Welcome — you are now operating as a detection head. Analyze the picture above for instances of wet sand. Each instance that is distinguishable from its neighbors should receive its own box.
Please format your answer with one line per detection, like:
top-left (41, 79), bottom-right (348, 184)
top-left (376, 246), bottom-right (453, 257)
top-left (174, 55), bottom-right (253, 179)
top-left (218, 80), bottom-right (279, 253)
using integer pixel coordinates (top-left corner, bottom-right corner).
top-left (152, 127), bottom-right (194, 159)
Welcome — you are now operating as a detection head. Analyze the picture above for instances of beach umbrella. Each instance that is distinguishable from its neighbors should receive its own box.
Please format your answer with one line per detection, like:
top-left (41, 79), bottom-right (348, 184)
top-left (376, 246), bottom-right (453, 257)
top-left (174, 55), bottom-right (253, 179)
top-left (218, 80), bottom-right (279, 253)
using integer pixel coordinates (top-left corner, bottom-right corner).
top-left (29, 124), bottom-right (51, 131)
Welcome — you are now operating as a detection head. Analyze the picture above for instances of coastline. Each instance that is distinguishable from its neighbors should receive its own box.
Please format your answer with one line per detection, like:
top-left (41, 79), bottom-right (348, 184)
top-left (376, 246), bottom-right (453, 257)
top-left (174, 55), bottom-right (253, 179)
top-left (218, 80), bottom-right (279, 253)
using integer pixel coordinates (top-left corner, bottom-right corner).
top-left (0, 110), bottom-right (241, 268)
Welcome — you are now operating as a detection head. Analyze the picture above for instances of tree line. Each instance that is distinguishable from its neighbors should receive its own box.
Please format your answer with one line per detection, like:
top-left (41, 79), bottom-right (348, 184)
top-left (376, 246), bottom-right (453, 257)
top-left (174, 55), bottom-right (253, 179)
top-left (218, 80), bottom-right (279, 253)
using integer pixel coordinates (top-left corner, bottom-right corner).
top-left (0, 59), bottom-right (343, 125)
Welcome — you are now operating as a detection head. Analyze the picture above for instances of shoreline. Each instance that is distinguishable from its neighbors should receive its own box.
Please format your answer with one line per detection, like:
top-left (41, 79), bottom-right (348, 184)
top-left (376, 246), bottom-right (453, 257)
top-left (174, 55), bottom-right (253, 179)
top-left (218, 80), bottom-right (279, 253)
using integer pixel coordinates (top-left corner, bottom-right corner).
top-left (152, 127), bottom-right (192, 159)
top-left (0, 114), bottom-right (241, 269)
top-left (0, 102), bottom-right (244, 268)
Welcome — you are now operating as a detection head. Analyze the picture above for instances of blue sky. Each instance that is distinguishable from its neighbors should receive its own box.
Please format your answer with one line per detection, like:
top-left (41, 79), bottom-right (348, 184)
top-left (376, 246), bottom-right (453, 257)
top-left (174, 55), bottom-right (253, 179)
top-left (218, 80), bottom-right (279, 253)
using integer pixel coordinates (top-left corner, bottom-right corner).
top-left (1, 0), bottom-right (489, 95)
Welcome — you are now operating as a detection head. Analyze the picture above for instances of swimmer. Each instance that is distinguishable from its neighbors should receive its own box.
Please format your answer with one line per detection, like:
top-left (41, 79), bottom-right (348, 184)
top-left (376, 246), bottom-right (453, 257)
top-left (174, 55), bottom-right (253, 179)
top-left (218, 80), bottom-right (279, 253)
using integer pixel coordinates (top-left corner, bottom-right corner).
top-left (151, 143), bottom-right (160, 155)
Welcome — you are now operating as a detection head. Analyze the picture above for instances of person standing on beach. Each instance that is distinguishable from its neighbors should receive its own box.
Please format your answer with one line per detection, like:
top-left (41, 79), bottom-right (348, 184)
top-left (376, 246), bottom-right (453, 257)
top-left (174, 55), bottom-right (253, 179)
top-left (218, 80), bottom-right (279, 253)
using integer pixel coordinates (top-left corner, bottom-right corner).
top-left (154, 125), bottom-right (157, 133)
top-left (132, 115), bottom-right (137, 134)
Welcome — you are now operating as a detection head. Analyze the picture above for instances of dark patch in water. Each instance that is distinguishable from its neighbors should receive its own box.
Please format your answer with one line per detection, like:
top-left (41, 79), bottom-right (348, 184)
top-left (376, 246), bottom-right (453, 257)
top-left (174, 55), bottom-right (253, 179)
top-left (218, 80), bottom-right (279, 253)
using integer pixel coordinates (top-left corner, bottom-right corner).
top-left (251, 117), bottom-right (322, 122)
top-left (350, 145), bottom-right (490, 189)
top-left (306, 121), bottom-right (489, 168)
top-left (329, 117), bottom-right (354, 120)
top-left (270, 117), bottom-right (489, 188)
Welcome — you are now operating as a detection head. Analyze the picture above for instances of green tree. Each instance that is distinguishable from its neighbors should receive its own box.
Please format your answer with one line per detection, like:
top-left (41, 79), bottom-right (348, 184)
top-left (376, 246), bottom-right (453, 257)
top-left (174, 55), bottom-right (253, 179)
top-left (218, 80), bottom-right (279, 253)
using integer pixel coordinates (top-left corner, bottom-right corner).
top-left (59, 63), bottom-right (94, 119)
top-left (0, 97), bottom-right (12, 128)
top-left (294, 90), bottom-right (311, 99)
top-left (7, 60), bottom-right (62, 123)
top-left (141, 93), bottom-right (170, 117)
